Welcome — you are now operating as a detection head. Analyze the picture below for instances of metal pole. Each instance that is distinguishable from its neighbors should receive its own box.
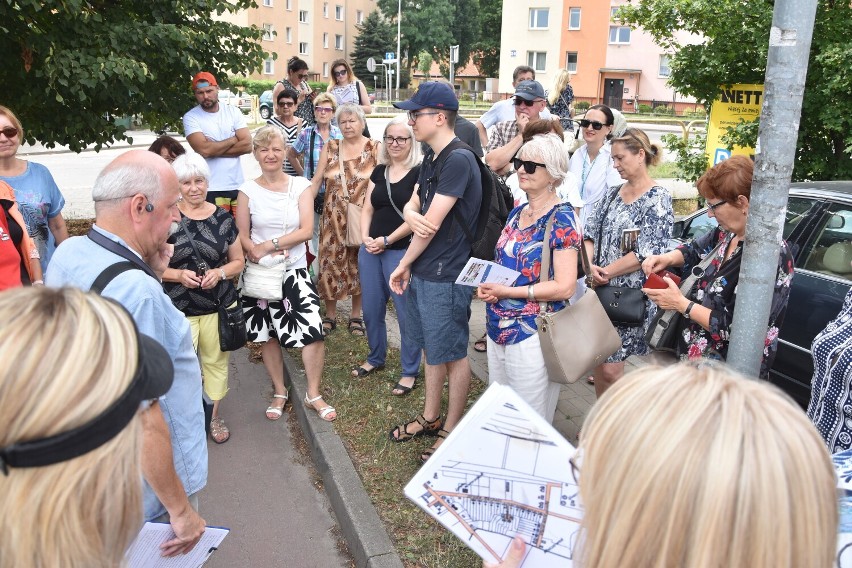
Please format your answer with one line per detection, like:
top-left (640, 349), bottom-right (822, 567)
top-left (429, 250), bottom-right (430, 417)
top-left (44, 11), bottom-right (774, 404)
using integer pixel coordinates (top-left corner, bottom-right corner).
top-left (726, 0), bottom-right (818, 379)
top-left (396, 0), bottom-right (401, 98)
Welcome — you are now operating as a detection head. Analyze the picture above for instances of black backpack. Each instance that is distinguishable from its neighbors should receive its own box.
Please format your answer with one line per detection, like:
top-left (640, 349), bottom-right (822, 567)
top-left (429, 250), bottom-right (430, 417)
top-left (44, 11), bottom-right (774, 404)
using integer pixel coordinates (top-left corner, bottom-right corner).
top-left (426, 139), bottom-right (513, 261)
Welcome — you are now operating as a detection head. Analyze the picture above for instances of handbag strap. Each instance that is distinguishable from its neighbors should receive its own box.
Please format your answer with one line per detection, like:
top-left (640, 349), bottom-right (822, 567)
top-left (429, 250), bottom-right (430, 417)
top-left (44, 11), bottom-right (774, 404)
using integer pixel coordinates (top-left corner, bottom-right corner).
top-left (384, 166), bottom-right (405, 220)
top-left (676, 238), bottom-right (726, 297)
top-left (180, 218), bottom-right (226, 304)
top-left (537, 209), bottom-right (586, 317)
top-left (593, 186), bottom-right (621, 267)
top-left (308, 127), bottom-right (317, 177)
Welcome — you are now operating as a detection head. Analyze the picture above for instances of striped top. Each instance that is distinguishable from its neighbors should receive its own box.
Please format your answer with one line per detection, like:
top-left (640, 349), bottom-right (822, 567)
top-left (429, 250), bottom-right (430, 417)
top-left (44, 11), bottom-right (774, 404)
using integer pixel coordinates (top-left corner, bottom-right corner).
top-left (267, 116), bottom-right (303, 176)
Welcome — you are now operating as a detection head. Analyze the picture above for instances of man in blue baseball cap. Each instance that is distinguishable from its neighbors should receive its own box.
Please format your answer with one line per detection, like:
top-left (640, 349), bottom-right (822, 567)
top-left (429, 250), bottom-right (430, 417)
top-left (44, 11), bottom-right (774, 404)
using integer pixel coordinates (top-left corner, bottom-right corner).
top-left (387, 82), bottom-right (482, 463)
top-left (485, 79), bottom-right (549, 176)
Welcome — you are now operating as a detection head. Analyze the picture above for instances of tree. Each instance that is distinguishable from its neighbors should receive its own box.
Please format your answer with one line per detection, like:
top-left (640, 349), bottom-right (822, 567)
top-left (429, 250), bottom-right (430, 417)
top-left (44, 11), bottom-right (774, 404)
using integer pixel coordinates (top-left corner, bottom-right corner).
top-left (472, 0), bottom-right (502, 78)
top-left (350, 10), bottom-right (398, 89)
top-left (619, 0), bottom-right (852, 181)
top-left (0, 0), bottom-right (267, 152)
top-left (417, 52), bottom-right (434, 79)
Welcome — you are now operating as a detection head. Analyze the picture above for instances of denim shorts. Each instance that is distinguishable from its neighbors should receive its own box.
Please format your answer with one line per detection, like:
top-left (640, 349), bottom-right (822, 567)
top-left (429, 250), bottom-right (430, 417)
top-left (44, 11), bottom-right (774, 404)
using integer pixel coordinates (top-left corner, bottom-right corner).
top-left (407, 276), bottom-right (473, 365)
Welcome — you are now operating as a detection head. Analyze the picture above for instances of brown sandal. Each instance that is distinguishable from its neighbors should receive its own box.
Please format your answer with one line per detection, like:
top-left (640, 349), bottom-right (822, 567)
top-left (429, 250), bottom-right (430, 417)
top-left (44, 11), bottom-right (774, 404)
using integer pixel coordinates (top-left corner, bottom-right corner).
top-left (388, 414), bottom-right (443, 443)
top-left (420, 428), bottom-right (450, 463)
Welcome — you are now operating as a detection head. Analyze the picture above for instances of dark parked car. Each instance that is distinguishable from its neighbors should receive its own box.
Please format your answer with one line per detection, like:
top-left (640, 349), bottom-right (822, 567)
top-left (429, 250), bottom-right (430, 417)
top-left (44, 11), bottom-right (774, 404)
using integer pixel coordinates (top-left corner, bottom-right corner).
top-left (259, 90), bottom-right (273, 120)
top-left (671, 181), bottom-right (852, 407)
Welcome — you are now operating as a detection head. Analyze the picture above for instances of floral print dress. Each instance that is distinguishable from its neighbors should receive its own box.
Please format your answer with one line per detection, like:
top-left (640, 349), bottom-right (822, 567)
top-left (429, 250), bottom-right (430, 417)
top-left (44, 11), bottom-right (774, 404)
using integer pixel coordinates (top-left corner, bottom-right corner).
top-left (585, 185), bottom-right (674, 362)
top-left (676, 226), bottom-right (794, 378)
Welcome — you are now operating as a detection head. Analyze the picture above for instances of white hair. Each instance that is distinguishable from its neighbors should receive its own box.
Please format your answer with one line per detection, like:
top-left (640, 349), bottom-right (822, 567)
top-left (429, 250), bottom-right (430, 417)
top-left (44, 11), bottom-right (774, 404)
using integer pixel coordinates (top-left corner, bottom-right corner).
top-left (518, 133), bottom-right (569, 183)
top-left (91, 163), bottom-right (162, 210)
top-left (378, 115), bottom-right (421, 169)
top-left (171, 153), bottom-right (210, 183)
top-left (335, 103), bottom-right (366, 129)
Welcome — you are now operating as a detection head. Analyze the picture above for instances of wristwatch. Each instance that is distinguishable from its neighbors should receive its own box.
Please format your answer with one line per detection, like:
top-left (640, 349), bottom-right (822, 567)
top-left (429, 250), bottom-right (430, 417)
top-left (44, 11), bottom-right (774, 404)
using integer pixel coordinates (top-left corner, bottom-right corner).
top-left (383, 236), bottom-right (389, 248)
top-left (272, 237), bottom-right (280, 251)
top-left (219, 269), bottom-right (227, 281)
top-left (683, 301), bottom-right (696, 319)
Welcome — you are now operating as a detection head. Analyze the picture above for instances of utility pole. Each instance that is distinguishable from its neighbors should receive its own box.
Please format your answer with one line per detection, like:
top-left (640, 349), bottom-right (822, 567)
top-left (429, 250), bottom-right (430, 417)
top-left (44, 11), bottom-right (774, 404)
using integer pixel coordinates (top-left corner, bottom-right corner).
top-left (726, 0), bottom-right (819, 378)
top-left (396, 0), bottom-right (401, 98)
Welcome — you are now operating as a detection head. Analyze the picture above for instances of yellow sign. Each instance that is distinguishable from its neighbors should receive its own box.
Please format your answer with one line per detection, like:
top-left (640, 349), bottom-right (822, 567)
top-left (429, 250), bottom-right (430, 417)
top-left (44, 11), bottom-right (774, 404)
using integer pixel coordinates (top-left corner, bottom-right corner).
top-left (706, 83), bottom-right (763, 166)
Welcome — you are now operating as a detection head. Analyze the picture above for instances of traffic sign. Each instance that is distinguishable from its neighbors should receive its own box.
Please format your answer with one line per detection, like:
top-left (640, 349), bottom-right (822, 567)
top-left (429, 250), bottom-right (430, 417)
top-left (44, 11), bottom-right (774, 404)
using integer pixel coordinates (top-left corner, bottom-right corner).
top-left (366, 57), bottom-right (376, 73)
top-left (385, 51), bottom-right (394, 60)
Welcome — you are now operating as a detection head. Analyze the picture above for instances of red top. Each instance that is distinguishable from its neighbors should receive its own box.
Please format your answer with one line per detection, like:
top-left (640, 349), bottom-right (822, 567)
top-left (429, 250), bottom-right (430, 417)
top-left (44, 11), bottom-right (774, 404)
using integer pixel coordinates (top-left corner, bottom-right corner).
top-left (0, 207), bottom-right (23, 290)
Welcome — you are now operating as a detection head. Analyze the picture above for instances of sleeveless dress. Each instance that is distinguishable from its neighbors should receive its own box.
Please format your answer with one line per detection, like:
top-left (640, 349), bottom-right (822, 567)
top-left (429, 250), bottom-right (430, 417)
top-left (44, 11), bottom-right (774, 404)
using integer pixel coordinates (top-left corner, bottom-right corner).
top-left (317, 138), bottom-right (378, 300)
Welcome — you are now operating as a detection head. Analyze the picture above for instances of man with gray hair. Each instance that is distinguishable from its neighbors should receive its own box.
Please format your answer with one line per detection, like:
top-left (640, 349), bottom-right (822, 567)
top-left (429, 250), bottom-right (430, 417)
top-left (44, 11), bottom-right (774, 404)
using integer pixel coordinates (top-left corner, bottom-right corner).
top-left (475, 65), bottom-right (552, 147)
top-left (46, 150), bottom-right (207, 556)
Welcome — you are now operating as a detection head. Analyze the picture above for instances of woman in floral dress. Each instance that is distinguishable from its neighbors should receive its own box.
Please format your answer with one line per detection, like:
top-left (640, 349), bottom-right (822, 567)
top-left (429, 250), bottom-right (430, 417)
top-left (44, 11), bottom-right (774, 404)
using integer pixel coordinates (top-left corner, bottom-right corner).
top-left (585, 128), bottom-right (673, 397)
top-left (642, 155), bottom-right (793, 379)
top-left (311, 103), bottom-right (378, 336)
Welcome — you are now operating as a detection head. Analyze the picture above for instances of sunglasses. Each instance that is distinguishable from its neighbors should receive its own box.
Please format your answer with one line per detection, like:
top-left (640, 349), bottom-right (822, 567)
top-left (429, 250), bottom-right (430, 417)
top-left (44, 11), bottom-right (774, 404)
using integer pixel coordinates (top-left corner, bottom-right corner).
top-left (0, 126), bottom-right (19, 139)
top-left (513, 98), bottom-right (539, 107)
top-left (577, 119), bottom-right (606, 131)
top-left (278, 101), bottom-right (295, 107)
top-left (384, 136), bottom-right (411, 146)
top-left (315, 106), bottom-right (334, 113)
top-left (333, 69), bottom-right (348, 77)
top-left (512, 157), bottom-right (547, 174)
top-left (297, 73), bottom-right (309, 80)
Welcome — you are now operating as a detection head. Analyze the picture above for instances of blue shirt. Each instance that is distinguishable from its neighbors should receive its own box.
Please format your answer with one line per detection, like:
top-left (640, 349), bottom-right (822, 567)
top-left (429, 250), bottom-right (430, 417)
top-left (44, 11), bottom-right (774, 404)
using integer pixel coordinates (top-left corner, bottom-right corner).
top-left (46, 226), bottom-right (208, 520)
top-left (291, 124), bottom-right (342, 192)
top-left (0, 161), bottom-right (65, 272)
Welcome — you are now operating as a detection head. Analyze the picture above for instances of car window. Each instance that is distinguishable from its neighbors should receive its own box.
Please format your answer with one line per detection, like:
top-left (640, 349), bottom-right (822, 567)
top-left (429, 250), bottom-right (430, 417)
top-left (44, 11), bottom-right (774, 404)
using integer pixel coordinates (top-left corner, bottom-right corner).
top-left (681, 210), bottom-right (716, 241)
top-left (783, 196), bottom-right (818, 239)
top-left (801, 203), bottom-right (852, 280)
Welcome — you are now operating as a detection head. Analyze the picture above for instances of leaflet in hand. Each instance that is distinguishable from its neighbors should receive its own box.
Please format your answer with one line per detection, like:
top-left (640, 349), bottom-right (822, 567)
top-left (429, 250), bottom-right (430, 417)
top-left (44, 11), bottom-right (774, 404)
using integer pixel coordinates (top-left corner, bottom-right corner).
top-left (456, 258), bottom-right (521, 287)
top-left (125, 522), bottom-right (229, 568)
top-left (404, 383), bottom-right (582, 567)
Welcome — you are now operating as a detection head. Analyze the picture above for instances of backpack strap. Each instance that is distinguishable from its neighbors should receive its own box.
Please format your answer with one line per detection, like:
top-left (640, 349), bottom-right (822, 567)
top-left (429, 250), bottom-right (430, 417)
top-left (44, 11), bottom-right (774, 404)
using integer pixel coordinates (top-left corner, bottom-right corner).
top-left (90, 261), bottom-right (141, 294)
top-left (356, 81), bottom-right (363, 105)
top-left (308, 127), bottom-right (317, 179)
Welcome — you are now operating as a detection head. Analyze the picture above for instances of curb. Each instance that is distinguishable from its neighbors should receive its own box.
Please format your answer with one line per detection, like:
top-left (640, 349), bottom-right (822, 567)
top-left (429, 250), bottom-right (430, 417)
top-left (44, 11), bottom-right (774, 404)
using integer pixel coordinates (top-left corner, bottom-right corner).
top-left (282, 350), bottom-right (404, 568)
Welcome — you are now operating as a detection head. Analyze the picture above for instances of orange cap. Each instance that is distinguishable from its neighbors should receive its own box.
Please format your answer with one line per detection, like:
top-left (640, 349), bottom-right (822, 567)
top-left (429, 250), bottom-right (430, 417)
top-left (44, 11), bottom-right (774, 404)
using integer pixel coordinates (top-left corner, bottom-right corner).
top-left (192, 72), bottom-right (218, 90)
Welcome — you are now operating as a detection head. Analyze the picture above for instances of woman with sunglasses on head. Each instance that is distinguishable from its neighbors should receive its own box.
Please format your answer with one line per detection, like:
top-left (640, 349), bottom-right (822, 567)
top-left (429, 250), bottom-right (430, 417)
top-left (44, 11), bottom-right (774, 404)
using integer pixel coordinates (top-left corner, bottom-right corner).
top-left (272, 56), bottom-right (317, 127)
top-left (0, 105), bottom-right (68, 274)
top-left (641, 155), bottom-right (793, 379)
top-left (267, 88), bottom-right (304, 176)
top-left (584, 128), bottom-right (673, 397)
top-left (327, 59), bottom-right (373, 117)
top-left (310, 103), bottom-right (379, 338)
top-left (477, 133), bottom-right (580, 422)
top-left (353, 116), bottom-right (423, 395)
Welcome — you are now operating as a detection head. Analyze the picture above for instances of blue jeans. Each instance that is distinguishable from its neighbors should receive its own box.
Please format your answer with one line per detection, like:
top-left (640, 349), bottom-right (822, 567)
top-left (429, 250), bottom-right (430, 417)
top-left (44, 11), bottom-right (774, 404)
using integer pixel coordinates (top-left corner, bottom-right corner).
top-left (357, 246), bottom-right (422, 376)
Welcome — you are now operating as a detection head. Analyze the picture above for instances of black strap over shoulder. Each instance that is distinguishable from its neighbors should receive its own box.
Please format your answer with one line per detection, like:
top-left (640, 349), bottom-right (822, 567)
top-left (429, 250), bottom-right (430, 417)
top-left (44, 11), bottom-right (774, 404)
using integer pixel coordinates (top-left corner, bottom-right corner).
top-left (308, 128), bottom-right (317, 178)
top-left (87, 229), bottom-right (158, 281)
top-left (90, 261), bottom-right (141, 294)
top-left (420, 139), bottom-right (469, 209)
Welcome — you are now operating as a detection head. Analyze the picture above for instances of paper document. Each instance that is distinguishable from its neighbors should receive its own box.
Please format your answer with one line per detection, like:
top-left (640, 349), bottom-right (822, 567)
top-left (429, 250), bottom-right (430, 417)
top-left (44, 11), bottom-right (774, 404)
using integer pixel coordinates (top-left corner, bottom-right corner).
top-left (455, 258), bottom-right (521, 287)
top-left (125, 522), bottom-right (229, 568)
top-left (404, 383), bottom-right (582, 567)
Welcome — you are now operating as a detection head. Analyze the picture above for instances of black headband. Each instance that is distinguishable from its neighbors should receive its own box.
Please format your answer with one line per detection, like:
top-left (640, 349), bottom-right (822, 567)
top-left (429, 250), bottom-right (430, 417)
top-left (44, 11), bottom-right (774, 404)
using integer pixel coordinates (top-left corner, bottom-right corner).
top-left (0, 326), bottom-right (173, 475)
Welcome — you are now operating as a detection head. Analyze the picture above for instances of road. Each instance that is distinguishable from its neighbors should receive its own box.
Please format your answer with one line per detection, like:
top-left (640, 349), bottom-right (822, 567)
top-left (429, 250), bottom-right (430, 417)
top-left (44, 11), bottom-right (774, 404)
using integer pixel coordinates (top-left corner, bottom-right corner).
top-left (19, 117), bottom-right (688, 219)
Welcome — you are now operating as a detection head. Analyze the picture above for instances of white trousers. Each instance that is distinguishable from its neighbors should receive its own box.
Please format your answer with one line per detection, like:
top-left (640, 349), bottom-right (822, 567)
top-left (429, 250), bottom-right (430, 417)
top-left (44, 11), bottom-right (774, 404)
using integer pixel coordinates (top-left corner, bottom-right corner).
top-left (486, 333), bottom-right (561, 423)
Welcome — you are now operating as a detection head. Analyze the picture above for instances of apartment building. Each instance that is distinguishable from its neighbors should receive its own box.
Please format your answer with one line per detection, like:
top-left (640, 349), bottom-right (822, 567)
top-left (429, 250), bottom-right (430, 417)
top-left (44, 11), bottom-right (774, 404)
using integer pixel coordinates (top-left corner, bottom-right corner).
top-left (220, 0), bottom-right (377, 82)
top-left (498, 1), bottom-right (699, 111)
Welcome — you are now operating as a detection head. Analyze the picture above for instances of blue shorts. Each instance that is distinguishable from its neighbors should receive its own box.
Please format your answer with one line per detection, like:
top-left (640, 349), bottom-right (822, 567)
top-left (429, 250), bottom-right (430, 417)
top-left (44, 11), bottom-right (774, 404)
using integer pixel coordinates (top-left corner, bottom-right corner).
top-left (407, 277), bottom-right (473, 365)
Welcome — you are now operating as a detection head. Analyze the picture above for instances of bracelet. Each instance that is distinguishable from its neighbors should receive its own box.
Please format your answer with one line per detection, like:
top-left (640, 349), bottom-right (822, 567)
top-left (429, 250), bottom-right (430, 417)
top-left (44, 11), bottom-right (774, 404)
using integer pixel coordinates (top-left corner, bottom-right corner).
top-left (219, 269), bottom-right (226, 280)
top-left (527, 284), bottom-right (535, 301)
top-left (683, 301), bottom-right (696, 319)
top-left (383, 236), bottom-right (389, 248)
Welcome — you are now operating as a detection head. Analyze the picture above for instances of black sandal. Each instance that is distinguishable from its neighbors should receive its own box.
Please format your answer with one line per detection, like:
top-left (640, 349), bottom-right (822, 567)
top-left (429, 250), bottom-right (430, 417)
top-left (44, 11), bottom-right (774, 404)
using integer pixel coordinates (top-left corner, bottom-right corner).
top-left (348, 317), bottom-right (365, 336)
top-left (351, 364), bottom-right (384, 378)
top-left (391, 376), bottom-right (418, 396)
top-left (388, 414), bottom-right (442, 443)
top-left (420, 428), bottom-right (450, 463)
top-left (322, 317), bottom-right (336, 337)
top-left (473, 333), bottom-right (487, 353)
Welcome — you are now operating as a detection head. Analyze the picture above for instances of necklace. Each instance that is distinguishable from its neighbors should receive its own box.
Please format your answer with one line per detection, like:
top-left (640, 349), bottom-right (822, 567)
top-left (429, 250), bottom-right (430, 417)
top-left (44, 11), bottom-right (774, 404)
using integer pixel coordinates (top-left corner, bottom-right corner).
top-left (523, 196), bottom-right (557, 218)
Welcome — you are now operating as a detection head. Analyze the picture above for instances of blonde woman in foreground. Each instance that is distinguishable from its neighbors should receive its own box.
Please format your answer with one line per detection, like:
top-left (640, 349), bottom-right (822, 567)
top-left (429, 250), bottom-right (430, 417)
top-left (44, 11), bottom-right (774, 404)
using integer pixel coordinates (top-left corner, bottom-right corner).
top-left (0, 287), bottom-right (174, 567)
top-left (486, 362), bottom-right (838, 568)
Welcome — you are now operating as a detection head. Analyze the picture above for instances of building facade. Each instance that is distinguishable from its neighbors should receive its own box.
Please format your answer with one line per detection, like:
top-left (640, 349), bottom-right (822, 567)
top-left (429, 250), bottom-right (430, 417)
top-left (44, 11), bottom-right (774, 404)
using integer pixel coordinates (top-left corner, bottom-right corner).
top-left (221, 0), bottom-right (377, 83)
top-left (498, 0), bottom-right (699, 111)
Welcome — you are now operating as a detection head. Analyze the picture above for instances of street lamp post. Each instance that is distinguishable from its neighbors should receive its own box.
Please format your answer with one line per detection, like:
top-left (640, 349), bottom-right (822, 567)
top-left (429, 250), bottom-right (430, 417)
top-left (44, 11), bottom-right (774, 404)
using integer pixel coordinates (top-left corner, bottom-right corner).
top-left (396, 0), bottom-right (401, 98)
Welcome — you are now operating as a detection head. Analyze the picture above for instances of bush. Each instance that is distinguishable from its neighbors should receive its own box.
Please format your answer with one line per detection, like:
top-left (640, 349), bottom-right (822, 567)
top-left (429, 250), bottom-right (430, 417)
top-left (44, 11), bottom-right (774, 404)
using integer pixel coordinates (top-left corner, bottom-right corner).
top-left (638, 104), bottom-right (653, 114)
top-left (683, 108), bottom-right (707, 119)
top-left (653, 105), bottom-right (675, 116)
top-left (574, 101), bottom-right (590, 111)
top-left (228, 77), bottom-right (277, 96)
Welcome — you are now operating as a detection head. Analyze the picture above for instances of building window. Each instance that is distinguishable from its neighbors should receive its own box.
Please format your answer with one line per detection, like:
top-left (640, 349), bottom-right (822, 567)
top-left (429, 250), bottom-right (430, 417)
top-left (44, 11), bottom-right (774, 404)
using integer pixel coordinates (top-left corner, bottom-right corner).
top-left (285, 0), bottom-right (291, 9)
top-left (323, 33), bottom-right (328, 48)
top-left (335, 34), bottom-right (343, 50)
top-left (659, 55), bottom-right (671, 78)
top-left (299, 42), bottom-right (308, 55)
top-left (527, 51), bottom-right (547, 72)
top-left (335, 5), bottom-right (343, 20)
top-left (610, 7), bottom-right (622, 21)
top-left (285, 27), bottom-right (292, 43)
top-left (323, 2), bottom-right (328, 17)
top-left (299, 10), bottom-right (308, 23)
top-left (323, 62), bottom-right (329, 77)
top-left (262, 23), bottom-right (274, 41)
top-left (568, 7), bottom-right (581, 29)
top-left (565, 52), bottom-right (578, 73)
top-left (262, 0), bottom-right (272, 6)
top-left (529, 8), bottom-right (549, 29)
top-left (356, 10), bottom-right (363, 24)
top-left (609, 26), bottom-right (631, 44)
top-left (263, 58), bottom-right (274, 75)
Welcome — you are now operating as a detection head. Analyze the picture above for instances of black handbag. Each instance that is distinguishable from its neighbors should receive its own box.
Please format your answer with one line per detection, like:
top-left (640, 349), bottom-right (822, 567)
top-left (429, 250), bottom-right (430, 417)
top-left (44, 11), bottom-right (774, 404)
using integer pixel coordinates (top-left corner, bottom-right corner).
top-left (179, 220), bottom-right (246, 351)
top-left (590, 188), bottom-right (645, 327)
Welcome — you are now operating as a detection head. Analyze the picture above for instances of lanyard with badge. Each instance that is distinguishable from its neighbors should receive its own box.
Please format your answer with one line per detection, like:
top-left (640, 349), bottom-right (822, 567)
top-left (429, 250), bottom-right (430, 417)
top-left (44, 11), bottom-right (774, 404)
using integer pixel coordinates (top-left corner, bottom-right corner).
top-left (580, 150), bottom-right (600, 200)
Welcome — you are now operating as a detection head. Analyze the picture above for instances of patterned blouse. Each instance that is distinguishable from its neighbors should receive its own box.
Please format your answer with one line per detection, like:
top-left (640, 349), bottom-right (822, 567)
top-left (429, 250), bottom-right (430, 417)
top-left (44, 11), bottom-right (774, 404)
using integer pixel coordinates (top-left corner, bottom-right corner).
top-left (547, 84), bottom-right (575, 131)
top-left (676, 226), bottom-right (794, 378)
top-left (808, 288), bottom-right (852, 453)
top-left (486, 203), bottom-right (581, 345)
top-left (278, 79), bottom-right (315, 126)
